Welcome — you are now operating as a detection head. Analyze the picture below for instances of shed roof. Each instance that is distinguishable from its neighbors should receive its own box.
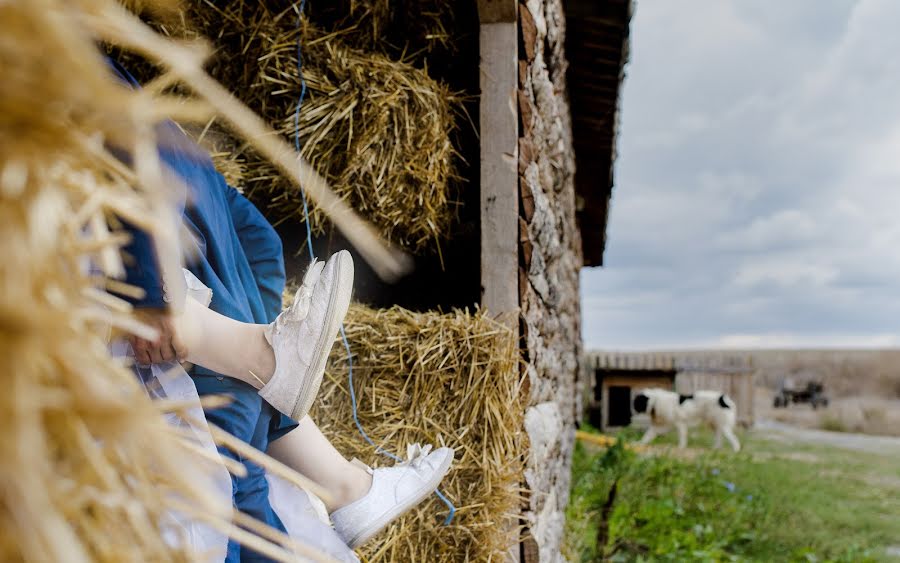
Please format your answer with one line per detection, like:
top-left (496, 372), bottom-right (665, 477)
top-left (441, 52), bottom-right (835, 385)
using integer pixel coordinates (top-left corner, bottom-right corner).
top-left (565, 0), bottom-right (632, 267)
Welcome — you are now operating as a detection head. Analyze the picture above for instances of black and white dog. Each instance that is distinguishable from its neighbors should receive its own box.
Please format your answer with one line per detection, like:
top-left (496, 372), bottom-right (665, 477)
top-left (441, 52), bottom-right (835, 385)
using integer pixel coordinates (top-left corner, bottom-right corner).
top-left (632, 388), bottom-right (741, 451)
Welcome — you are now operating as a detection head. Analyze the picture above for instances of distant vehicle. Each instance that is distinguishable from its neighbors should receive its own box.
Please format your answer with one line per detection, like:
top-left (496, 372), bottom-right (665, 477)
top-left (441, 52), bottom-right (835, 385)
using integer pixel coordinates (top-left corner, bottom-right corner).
top-left (773, 381), bottom-right (829, 409)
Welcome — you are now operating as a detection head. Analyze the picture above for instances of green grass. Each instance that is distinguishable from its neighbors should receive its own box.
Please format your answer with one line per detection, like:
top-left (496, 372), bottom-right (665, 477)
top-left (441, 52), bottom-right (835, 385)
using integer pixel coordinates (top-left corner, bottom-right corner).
top-left (564, 426), bottom-right (900, 562)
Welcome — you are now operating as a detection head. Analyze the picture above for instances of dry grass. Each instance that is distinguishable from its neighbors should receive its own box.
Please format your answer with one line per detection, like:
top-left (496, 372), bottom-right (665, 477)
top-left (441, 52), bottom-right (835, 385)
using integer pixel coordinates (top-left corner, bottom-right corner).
top-left (0, 2), bottom-right (221, 560)
top-left (0, 2), bottom-right (341, 560)
top-left (250, 18), bottom-right (460, 251)
top-left (120, 1), bottom-right (461, 253)
top-left (310, 304), bottom-right (526, 562)
top-left (751, 349), bottom-right (900, 398)
top-left (750, 350), bottom-right (900, 437)
top-left (756, 387), bottom-right (900, 437)
top-left (183, 123), bottom-right (250, 191)
top-left (110, 0), bottom-right (412, 280)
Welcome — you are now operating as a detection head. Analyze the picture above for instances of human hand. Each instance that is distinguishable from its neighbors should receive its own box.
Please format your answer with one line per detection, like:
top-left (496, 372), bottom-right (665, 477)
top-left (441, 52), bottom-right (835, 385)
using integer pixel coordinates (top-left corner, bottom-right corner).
top-left (130, 308), bottom-right (187, 365)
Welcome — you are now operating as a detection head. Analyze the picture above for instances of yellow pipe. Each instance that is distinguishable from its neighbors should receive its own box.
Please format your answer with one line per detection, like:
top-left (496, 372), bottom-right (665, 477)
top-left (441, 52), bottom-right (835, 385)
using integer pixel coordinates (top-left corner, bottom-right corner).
top-left (575, 430), bottom-right (647, 452)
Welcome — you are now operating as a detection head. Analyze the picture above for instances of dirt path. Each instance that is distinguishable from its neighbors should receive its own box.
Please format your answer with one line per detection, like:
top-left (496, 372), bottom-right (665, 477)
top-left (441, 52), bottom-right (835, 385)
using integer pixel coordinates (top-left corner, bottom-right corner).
top-left (755, 419), bottom-right (900, 456)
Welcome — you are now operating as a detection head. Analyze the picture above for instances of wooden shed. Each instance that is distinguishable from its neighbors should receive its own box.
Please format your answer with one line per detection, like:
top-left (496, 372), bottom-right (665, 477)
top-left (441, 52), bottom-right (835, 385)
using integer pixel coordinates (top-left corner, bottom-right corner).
top-left (674, 354), bottom-right (756, 427)
top-left (584, 353), bottom-right (677, 430)
top-left (585, 352), bottom-right (756, 430)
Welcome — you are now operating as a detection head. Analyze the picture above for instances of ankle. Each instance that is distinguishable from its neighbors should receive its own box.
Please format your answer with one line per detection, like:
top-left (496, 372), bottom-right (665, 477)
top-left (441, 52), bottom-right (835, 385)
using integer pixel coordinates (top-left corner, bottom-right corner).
top-left (331, 470), bottom-right (373, 512)
top-left (251, 326), bottom-right (276, 385)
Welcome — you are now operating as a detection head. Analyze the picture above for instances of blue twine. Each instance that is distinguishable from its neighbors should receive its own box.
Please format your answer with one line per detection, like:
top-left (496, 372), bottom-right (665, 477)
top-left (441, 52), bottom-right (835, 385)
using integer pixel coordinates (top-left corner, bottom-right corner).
top-left (293, 0), bottom-right (314, 260)
top-left (292, 0), bottom-right (455, 526)
top-left (344, 324), bottom-right (456, 525)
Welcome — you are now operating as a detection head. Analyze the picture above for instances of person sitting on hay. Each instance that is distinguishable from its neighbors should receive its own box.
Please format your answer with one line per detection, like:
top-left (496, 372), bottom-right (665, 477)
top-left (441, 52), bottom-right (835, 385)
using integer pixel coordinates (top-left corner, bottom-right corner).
top-left (109, 60), bottom-right (453, 560)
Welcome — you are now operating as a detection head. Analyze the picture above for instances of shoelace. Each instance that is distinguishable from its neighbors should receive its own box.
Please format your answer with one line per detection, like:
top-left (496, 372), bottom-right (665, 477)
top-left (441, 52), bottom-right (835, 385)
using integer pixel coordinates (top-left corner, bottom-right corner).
top-left (265, 259), bottom-right (321, 347)
top-left (401, 443), bottom-right (433, 470)
top-left (276, 259), bottom-right (321, 327)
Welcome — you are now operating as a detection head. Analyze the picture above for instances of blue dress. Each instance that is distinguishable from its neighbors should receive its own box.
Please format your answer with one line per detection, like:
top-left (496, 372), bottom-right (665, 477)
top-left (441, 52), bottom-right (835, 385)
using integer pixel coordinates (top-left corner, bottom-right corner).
top-left (111, 60), bottom-right (298, 562)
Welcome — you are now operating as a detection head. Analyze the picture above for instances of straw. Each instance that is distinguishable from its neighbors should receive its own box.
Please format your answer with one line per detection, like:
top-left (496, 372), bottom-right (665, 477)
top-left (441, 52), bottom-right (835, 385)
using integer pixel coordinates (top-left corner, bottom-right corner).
top-left (310, 304), bottom-right (526, 561)
top-left (115, 1), bottom-right (461, 254)
top-left (0, 2), bottom-right (331, 559)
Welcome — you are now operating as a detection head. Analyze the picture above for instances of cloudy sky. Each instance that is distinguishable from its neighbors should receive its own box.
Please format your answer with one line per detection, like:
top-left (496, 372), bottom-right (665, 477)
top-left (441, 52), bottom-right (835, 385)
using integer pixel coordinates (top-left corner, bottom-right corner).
top-left (581, 0), bottom-right (900, 350)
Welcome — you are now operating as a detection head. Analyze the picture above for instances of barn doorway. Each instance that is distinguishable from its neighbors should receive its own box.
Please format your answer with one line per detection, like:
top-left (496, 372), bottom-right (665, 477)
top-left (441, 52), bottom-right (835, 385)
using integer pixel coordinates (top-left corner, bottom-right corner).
top-left (586, 366), bottom-right (677, 430)
top-left (607, 386), bottom-right (632, 427)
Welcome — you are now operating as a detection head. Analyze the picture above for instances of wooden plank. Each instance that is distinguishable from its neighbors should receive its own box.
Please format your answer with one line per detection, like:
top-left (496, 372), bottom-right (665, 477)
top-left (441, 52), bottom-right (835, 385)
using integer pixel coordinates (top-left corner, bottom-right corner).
top-left (602, 374), bottom-right (675, 389)
top-left (567, 0), bottom-right (630, 20)
top-left (477, 0), bottom-right (517, 23)
top-left (676, 372), bottom-right (756, 427)
top-left (602, 380), bottom-right (610, 430)
top-left (477, 18), bottom-right (520, 563)
top-left (479, 21), bottom-right (519, 326)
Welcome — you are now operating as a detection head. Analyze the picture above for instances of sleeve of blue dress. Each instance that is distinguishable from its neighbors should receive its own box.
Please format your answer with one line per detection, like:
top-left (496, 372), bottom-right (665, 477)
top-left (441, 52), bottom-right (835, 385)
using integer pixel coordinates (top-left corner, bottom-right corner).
top-left (107, 57), bottom-right (181, 310)
top-left (224, 186), bottom-right (286, 323)
top-left (118, 128), bottom-right (190, 310)
top-left (120, 221), bottom-right (168, 309)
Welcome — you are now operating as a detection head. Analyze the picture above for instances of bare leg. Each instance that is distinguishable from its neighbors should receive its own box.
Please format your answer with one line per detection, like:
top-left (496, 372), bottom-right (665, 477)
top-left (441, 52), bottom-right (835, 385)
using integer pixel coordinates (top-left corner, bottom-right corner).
top-left (267, 416), bottom-right (373, 513)
top-left (174, 297), bottom-right (275, 388)
top-left (173, 300), bottom-right (376, 510)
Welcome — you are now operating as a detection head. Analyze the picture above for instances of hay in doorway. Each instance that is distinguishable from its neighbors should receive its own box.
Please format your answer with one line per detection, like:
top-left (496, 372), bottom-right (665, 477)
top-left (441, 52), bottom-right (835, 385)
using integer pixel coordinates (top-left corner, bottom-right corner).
top-left (118, 1), bottom-right (461, 253)
top-left (310, 304), bottom-right (526, 562)
top-left (251, 17), bottom-right (460, 251)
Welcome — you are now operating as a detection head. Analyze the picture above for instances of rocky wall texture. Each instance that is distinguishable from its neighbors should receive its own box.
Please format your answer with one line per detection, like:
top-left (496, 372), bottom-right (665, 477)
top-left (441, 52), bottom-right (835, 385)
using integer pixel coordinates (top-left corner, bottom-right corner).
top-left (518, 0), bottom-right (583, 560)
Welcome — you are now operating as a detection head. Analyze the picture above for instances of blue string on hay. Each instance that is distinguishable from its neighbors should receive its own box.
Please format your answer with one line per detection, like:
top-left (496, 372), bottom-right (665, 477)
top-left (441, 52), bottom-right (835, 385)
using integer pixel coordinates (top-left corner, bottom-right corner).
top-left (291, 0), bottom-right (456, 526)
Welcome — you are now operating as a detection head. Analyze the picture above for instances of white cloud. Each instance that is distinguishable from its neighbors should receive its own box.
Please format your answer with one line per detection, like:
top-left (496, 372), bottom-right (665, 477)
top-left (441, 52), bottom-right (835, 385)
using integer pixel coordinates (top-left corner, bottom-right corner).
top-left (583, 0), bottom-right (900, 350)
top-left (718, 209), bottom-right (818, 251)
top-left (715, 332), bottom-right (900, 349)
top-left (732, 261), bottom-right (839, 289)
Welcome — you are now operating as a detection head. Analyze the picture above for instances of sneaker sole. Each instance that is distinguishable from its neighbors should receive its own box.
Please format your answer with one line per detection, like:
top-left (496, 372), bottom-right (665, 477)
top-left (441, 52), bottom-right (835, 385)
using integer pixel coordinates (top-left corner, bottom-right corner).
top-left (289, 250), bottom-right (353, 420)
top-left (345, 451), bottom-right (454, 549)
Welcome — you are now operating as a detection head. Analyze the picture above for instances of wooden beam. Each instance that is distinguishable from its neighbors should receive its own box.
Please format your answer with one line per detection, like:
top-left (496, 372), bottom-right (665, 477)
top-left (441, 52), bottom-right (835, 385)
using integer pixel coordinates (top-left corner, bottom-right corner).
top-left (477, 0), bottom-right (517, 23)
top-left (478, 10), bottom-right (521, 563)
top-left (479, 21), bottom-right (519, 325)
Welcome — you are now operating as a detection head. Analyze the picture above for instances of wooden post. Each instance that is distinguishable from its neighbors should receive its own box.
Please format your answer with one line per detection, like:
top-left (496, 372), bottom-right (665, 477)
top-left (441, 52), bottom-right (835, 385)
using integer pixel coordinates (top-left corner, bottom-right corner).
top-left (477, 3), bottom-right (520, 561)
top-left (479, 0), bottom-right (519, 326)
top-left (599, 379), bottom-right (605, 430)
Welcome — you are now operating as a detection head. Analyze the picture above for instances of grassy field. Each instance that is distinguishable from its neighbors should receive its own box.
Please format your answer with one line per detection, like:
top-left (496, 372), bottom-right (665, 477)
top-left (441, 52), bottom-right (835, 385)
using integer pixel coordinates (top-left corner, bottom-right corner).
top-left (564, 426), bottom-right (900, 562)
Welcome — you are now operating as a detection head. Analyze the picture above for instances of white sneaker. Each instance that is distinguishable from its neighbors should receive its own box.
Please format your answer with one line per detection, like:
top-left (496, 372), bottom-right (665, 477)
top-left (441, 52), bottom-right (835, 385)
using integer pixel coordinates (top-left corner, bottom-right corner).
top-left (258, 250), bottom-right (353, 421)
top-left (331, 444), bottom-right (454, 549)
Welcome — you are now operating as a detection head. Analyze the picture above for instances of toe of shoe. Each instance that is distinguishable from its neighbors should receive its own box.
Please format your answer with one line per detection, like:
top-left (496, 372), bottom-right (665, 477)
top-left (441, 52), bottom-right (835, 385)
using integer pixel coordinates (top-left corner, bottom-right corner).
top-left (431, 447), bottom-right (454, 467)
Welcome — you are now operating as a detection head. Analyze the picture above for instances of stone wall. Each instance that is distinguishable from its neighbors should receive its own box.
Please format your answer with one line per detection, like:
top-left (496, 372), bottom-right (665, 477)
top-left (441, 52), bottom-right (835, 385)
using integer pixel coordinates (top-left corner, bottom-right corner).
top-left (518, 0), bottom-right (583, 560)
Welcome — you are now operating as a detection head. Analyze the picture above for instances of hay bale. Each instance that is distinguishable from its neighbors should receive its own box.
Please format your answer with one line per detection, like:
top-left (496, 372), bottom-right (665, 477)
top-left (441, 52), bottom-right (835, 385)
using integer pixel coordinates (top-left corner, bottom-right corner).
top-left (311, 305), bottom-right (525, 561)
top-left (121, 2), bottom-right (460, 252)
top-left (209, 147), bottom-right (248, 192)
top-left (250, 20), bottom-right (459, 250)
